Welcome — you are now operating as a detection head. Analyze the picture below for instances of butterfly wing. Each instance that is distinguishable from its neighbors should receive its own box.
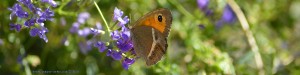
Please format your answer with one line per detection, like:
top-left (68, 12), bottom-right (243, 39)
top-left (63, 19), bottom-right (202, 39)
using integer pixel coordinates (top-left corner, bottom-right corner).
top-left (131, 8), bottom-right (172, 66)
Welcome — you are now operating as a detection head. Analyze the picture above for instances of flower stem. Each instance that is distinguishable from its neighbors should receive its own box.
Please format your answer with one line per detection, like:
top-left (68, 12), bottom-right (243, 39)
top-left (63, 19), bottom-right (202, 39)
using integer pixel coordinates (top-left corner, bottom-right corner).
top-left (226, 0), bottom-right (264, 75)
top-left (94, 1), bottom-right (111, 33)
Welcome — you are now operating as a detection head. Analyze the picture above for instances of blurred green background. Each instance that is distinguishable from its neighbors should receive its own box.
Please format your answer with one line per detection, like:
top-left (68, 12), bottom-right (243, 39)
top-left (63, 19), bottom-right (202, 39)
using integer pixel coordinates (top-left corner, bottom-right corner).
top-left (1, 0), bottom-right (300, 75)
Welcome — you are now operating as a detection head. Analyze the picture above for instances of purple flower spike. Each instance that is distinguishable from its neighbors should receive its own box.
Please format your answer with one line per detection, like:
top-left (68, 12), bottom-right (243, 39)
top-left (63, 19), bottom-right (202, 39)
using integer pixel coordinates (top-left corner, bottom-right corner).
top-left (113, 7), bottom-right (130, 27)
top-left (77, 12), bottom-right (90, 24)
top-left (122, 58), bottom-right (135, 70)
top-left (94, 41), bottom-right (107, 52)
top-left (107, 49), bottom-right (122, 60)
top-left (25, 18), bottom-right (36, 27)
top-left (10, 23), bottom-right (22, 32)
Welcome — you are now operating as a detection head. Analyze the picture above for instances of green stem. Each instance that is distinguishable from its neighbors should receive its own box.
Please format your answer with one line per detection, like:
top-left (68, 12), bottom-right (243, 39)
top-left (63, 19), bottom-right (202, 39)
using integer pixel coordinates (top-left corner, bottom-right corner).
top-left (94, 1), bottom-right (111, 33)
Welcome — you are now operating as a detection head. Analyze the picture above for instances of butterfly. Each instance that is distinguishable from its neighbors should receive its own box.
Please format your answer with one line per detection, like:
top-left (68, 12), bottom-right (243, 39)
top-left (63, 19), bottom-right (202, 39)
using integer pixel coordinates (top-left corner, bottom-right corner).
top-left (130, 8), bottom-right (172, 66)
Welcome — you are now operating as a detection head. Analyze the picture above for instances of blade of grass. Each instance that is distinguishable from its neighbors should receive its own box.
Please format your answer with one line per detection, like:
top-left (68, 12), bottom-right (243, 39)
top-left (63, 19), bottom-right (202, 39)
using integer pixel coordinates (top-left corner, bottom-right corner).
top-left (226, 0), bottom-right (264, 75)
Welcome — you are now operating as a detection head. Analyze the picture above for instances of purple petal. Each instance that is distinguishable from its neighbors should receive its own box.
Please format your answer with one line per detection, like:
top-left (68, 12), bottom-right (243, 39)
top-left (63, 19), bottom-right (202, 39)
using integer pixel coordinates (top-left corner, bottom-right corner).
top-left (78, 28), bottom-right (91, 37)
top-left (111, 30), bottom-right (120, 40)
top-left (94, 41), bottom-right (107, 52)
top-left (221, 5), bottom-right (236, 24)
top-left (96, 22), bottom-right (102, 30)
top-left (107, 49), bottom-right (113, 56)
top-left (113, 7), bottom-right (123, 21)
top-left (116, 38), bottom-right (133, 53)
top-left (122, 62), bottom-right (129, 70)
top-left (38, 27), bottom-right (48, 42)
top-left (10, 23), bottom-right (22, 32)
top-left (111, 50), bottom-right (122, 60)
top-left (77, 12), bottom-right (90, 24)
top-left (26, 3), bottom-right (36, 12)
top-left (122, 58), bottom-right (135, 70)
top-left (124, 58), bottom-right (135, 65)
top-left (25, 18), bottom-right (36, 27)
top-left (197, 0), bottom-right (209, 10)
top-left (70, 22), bottom-right (80, 33)
top-left (15, 10), bottom-right (29, 18)
top-left (118, 16), bottom-right (129, 27)
top-left (29, 28), bottom-right (39, 37)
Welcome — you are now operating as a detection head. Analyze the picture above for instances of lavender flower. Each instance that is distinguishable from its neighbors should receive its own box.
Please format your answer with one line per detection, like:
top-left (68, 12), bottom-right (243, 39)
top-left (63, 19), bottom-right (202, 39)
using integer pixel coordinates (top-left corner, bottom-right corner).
top-left (122, 58), bottom-right (135, 70)
top-left (197, 0), bottom-right (213, 16)
top-left (94, 41), bottom-right (107, 52)
top-left (197, 0), bottom-right (209, 10)
top-left (90, 22), bottom-right (104, 35)
top-left (78, 28), bottom-right (91, 37)
top-left (38, 27), bottom-right (49, 42)
top-left (113, 7), bottom-right (123, 21)
top-left (106, 49), bottom-right (122, 60)
top-left (37, 7), bottom-right (54, 23)
top-left (18, 0), bottom-right (36, 12)
top-left (221, 5), bottom-right (236, 24)
top-left (24, 18), bottom-right (36, 27)
top-left (116, 27), bottom-right (133, 52)
top-left (89, 7), bottom-right (135, 70)
top-left (10, 23), bottom-right (22, 32)
top-left (8, 0), bottom-right (56, 43)
top-left (113, 7), bottom-right (130, 27)
top-left (215, 4), bottom-right (236, 28)
top-left (29, 28), bottom-right (40, 36)
top-left (29, 27), bottom-right (48, 42)
top-left (77, 12), bottom-right (90, 24)
top-left (8, 4), bottom-right (28, 18)
top-left (70, 22), bottom-right (80, 34)
top-left (118, 16), bottom-right (129, 27)
top-left (111, 30), bottom-right (120, 40)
